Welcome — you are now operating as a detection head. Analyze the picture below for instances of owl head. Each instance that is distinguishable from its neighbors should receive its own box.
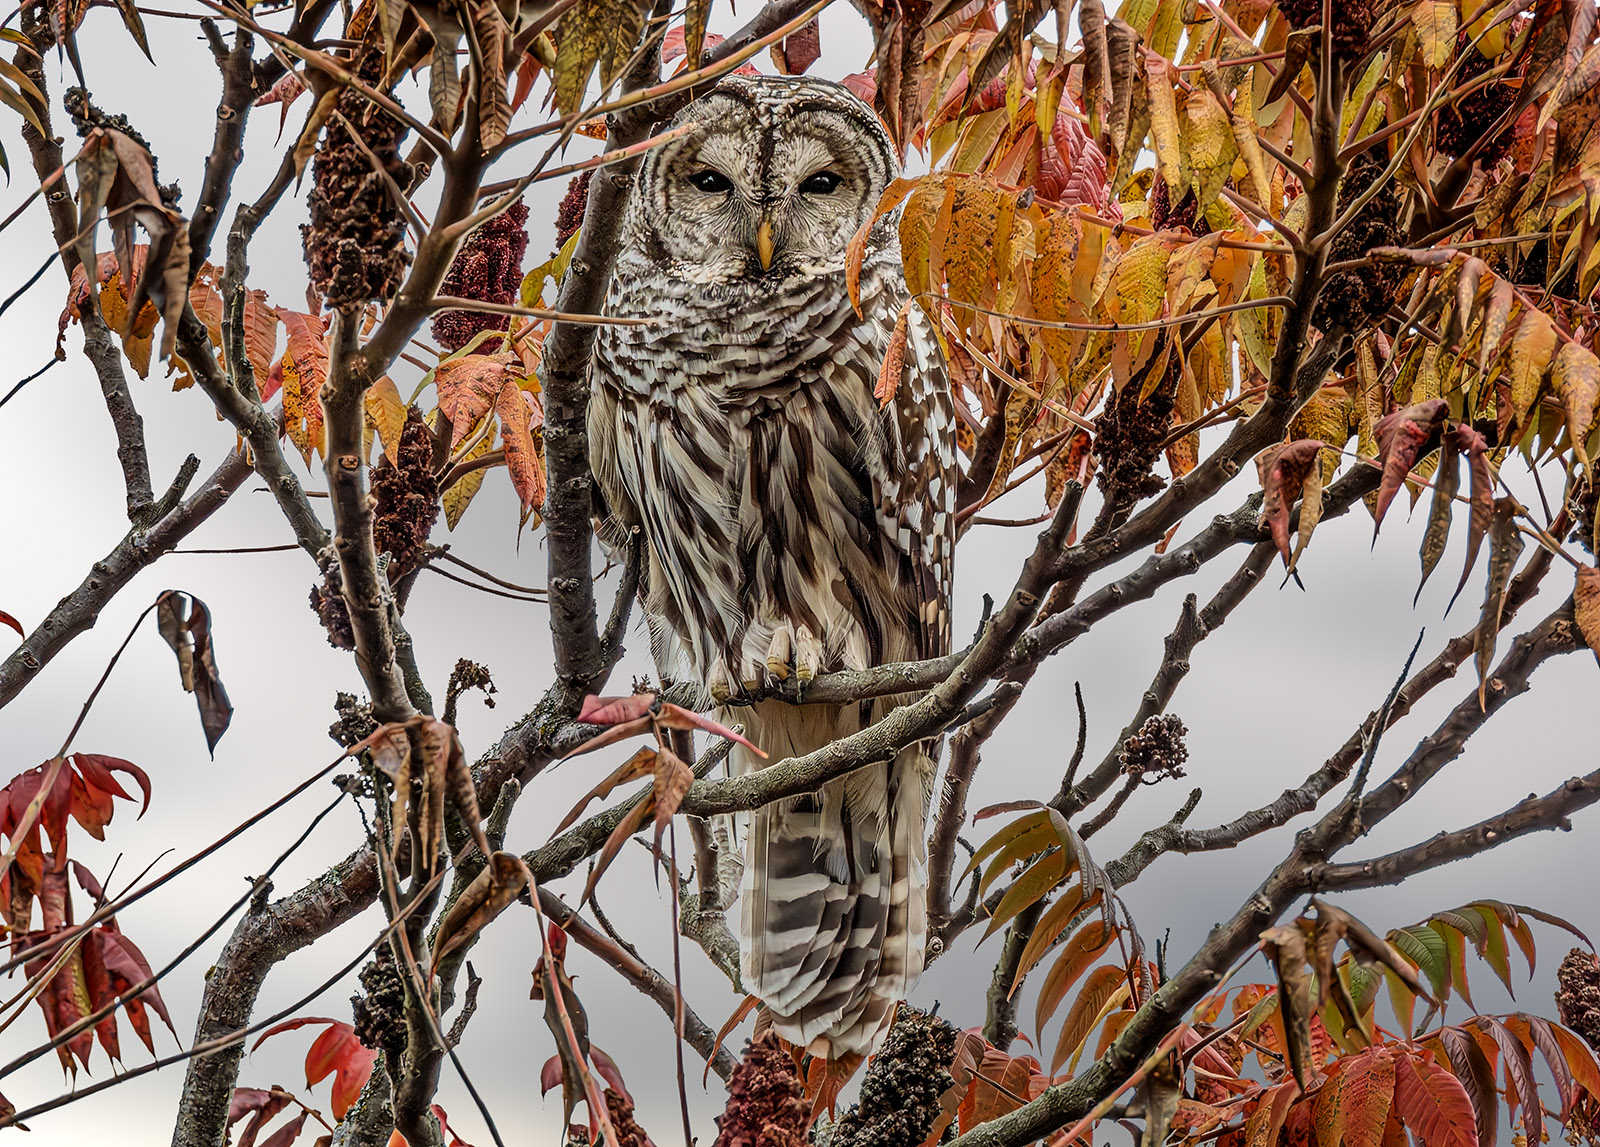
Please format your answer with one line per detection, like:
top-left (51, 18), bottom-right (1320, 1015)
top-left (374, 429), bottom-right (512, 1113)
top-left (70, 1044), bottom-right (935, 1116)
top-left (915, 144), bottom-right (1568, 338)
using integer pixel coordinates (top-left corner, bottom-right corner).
top-left (622, 76), bottom-right (898, 283)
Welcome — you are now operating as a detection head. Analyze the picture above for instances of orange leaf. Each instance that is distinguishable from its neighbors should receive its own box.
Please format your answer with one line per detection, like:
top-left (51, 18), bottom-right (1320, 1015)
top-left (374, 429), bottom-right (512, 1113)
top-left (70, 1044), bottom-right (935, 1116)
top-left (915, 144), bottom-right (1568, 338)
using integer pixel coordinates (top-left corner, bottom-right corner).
top-left (1392, 1048), bottom-right (1477, 1147)
top-left (875, 305), bottom-right (910, 408)
top-left (496, 380), bottom-right (545, 523)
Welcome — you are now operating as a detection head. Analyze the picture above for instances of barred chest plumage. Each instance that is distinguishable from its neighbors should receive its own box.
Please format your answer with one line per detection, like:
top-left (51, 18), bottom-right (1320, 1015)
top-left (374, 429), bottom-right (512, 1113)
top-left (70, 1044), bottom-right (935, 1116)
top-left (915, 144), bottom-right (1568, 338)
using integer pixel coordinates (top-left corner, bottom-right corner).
top-left (590, 240), bottom-right (940, 703)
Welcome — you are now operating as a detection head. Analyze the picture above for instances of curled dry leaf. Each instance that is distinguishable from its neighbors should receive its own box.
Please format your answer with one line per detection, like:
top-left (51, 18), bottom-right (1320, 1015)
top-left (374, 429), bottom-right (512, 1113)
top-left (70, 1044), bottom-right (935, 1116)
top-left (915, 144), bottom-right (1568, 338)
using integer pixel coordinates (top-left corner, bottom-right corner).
top-left (876, 304), bottom-right (910, 408)
top-left (73, 128), bottom-right (190, 363)
top-left (1261, 922), bottom-right (1314, 1088)
top-left (0, 610), bottom-right (22, 638)
top-left (1372, 399), bottom-right (1450, 540)
top-left (1574, 565), bottom-right (1600, 666)
top-left (1416, 429), bottom-right (1461, 605)
top-left (155, 590), bottom-right (233, 754)
top-left (1448, 424), bottom-right (1494, 612)
top-left (1474, 498), bottom-right (1526, 709)
top-left (368, 716), bottom-right (490, 871)
top-left (432, 851), bottom-right (532, 973)
top-left (1256, 439), bottom-right (1326, 567)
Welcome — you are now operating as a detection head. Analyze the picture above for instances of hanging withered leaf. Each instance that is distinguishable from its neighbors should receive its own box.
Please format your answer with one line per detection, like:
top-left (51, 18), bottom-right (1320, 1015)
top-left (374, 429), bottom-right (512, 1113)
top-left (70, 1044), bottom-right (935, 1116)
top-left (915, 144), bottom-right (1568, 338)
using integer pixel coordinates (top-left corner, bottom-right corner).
top-left (72, 128), bottom-right (190, 363)
top-left (1447, 423), bottom-right (1494, 613)
top-left (1416, 428), bottom-right (1461, 605)
top-left (154, 591), bottom-right (232, 754)
top-left (1260, 922), bottom-right (1314, 1088)
top-left (1574, 565), bottom-right (1600, 667)
top-left (364, 715), bottom-right (491, 872)
top-left (431, 850), bottom-right (532, 973)
top-left (1256, 439), bottom-right (1326, 567)
top-left (1371, 399), bottom-right (1449, 541)
top-left (496, 379), bottom-right (545, 526)
top-left (1473, 498), bottom-right (1526, 709)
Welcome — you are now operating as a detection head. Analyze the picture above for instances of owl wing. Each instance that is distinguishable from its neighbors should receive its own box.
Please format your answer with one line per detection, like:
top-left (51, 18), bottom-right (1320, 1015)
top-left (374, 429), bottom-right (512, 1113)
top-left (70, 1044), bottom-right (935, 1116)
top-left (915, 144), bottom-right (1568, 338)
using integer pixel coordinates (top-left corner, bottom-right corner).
top-left (862, 265), bottom-right (958, 664)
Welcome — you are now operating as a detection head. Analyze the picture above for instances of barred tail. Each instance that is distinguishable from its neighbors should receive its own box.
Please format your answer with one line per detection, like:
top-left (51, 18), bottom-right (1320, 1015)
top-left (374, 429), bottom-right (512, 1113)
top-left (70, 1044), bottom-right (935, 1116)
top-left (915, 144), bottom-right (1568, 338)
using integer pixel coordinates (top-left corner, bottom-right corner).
top-left (732, 699), bottom-right (930, 1059)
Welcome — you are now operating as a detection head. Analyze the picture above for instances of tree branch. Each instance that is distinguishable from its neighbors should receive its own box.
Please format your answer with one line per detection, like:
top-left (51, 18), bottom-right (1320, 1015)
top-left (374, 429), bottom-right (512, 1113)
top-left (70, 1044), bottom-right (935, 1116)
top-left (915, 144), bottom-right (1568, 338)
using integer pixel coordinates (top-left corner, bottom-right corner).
top-left (0, 447), bottom-right (252, 710)
top-left (169, 850), bottom-right (380, 1147)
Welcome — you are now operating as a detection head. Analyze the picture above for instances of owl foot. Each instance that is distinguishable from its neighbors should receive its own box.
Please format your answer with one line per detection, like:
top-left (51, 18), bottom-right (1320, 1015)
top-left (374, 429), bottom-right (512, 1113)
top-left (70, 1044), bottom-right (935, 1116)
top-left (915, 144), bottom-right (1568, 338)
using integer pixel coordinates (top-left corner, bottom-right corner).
top-left (763, 624), bottom-right (821, 692)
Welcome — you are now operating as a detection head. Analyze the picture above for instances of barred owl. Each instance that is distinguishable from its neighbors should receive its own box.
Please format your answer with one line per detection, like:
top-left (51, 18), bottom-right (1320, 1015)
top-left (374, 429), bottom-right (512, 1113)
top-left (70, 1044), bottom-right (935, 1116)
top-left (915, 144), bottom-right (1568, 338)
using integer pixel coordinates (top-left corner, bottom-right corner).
top-left (588, 76), bottom-right (956, 1058)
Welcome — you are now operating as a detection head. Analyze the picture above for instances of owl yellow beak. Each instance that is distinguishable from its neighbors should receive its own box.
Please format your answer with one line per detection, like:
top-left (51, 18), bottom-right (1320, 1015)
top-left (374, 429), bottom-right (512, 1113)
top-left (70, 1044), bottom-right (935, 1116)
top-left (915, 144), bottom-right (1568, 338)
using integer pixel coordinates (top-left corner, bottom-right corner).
top-left (755, 218), bottom-right (776, 271)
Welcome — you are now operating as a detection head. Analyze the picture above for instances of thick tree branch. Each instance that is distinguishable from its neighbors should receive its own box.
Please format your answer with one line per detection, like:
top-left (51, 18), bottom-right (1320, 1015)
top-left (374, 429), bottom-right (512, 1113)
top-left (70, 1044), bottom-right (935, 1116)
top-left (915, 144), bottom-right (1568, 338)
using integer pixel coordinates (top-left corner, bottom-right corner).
top-left (324, 309), bottom-right (416, 723)
top-left (1310, 767), bottom-right (1600, 891)
top-left (169, 850), bottom-right (380, 1147)
top-left (190, 23), bottom-right (258, 274)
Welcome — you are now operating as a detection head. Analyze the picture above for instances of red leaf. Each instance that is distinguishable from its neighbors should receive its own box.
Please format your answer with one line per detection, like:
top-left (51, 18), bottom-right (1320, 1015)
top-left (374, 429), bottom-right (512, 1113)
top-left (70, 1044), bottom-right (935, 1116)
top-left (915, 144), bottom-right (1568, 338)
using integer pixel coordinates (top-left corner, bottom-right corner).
top-left (96, 927), bottom-right (176, 1038)
top-left (252, 1017), bottom-right (377, 1121)
top-left (1256, 439), bottom-right (1326, 565)
top-left (72, 753), bottom-right (151, 817)
top-left (0, 610), bottom-right (23, 637)
top-left (256, 1111), bottom-right (308, 1147)
top-left (577, 695), bottom-right (656, 724)
top-left (1393, 1048), bottom-right (1478, 1147)
top-left (1372, 399), bottom-right (1449, 539)
top-left (591, 1045), bottom-right (631, 1102)
top-left (661, 27), bottom-right (758, 73)
top-left (540, 1053), bottom-right (565, 1096)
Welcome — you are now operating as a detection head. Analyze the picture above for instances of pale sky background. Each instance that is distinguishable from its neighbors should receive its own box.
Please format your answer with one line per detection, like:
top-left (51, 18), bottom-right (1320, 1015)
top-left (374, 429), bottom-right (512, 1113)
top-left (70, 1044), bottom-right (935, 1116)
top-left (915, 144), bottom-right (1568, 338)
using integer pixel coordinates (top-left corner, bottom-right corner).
top-left (0, 5), bottom-right (1595, 1145)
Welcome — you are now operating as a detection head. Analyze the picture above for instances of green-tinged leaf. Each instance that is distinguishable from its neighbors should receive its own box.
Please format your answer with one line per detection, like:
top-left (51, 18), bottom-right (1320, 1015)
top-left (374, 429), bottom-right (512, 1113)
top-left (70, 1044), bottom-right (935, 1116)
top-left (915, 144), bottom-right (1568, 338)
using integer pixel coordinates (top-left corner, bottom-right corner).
top-left (1504, 309), bottom-right (1558, 434)
top-left (1389, 925), bottom-right (1448, 999)
top-left (1384, 967), bottom-right (1418, 1039)
top-left (1413, 0), bottom-right (1457, 69)
top-left (1146, 54), bottom-right (1183, 194)
top-left (443, 422), bottom-right (496, 530)
top-left (1551, 339), bottom-right (1600, 471)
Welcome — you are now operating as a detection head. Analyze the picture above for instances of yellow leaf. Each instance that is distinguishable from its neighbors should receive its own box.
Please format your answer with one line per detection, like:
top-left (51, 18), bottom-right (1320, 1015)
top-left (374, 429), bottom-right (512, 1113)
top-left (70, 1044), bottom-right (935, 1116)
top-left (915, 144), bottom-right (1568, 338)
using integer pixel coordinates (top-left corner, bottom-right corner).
top-left (444, 423), bottom-right (496, 531)
top-left (1166, 232), bottom-right (1222, 313)
top-left (1504, 309), bottom-right (1558, 432)
top-left (365, 376), bottom-right (408, 466)
top-left (1183, 88), bottom-right (1237, 211)
top-left (1230, 81), bottom-right (1273, 205)
top-left (1551, 340), bottom-right (1600, 470)
top-left (1147, 54), bottom-right (1184, 194)
top-left (1412, 0), bottom-right (1458, 70)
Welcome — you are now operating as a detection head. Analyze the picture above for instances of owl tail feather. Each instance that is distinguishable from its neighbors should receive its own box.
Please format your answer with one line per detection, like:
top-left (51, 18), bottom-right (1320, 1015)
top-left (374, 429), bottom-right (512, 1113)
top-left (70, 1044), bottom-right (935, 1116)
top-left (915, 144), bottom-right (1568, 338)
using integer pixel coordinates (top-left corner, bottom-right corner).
top-left (733, 700), bottom-right (929, 1060)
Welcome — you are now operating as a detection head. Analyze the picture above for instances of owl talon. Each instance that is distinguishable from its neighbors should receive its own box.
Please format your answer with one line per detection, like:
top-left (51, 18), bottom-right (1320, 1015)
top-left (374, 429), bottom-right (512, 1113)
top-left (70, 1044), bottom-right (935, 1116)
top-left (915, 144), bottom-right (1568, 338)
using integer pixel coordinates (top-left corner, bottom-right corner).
top-left (766, 627), bottom-right (793, 683)
top-left (708, 666), bottom-right (733, 705)
top-left (794, 625), bottom-right (821, 684)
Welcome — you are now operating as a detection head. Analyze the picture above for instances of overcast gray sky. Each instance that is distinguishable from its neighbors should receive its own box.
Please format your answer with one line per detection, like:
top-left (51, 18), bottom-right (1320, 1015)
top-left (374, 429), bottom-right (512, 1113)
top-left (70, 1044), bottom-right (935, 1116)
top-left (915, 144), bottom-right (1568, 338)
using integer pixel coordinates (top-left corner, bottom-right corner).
top-left (0, 6), bottom-right (1594, 1144)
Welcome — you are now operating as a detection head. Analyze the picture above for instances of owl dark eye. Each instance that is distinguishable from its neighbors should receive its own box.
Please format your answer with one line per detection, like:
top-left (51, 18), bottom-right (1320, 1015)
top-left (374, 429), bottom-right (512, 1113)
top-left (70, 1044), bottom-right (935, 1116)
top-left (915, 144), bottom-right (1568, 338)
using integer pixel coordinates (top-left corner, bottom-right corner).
top-left (800, 171), bottom-right (843, 195)
top-left (689, 169), bottom-right (733, 194)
